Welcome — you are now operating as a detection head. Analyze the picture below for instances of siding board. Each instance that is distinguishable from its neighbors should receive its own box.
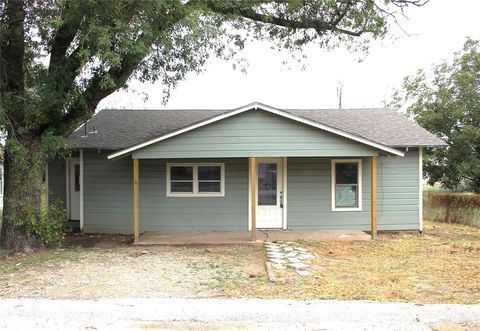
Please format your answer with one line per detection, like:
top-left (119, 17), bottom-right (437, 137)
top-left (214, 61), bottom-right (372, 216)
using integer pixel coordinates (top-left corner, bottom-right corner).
top-left (287, 150), bottom-right (420, 231)
top-left (83, 152), bottom-right (248, 233)
top-left (133, 110), bottom-right (378, 159)
top-left (77, 148), bottom-right (420, 234)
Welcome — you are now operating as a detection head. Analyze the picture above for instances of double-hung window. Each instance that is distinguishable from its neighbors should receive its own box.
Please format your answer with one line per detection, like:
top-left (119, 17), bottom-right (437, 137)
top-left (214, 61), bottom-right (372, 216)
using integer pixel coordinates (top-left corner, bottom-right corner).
top-left (331, 159), bottom-right (362, 211)
top-left (167, 163), bottom-right (224, 197)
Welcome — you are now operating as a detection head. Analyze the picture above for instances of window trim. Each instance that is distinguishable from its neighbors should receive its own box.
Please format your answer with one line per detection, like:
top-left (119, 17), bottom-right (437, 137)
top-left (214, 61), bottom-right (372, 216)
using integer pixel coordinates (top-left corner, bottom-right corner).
top-left (331, 159), bottom-right (362, 212)
top-left (166, 163), bottom-right (225, 197)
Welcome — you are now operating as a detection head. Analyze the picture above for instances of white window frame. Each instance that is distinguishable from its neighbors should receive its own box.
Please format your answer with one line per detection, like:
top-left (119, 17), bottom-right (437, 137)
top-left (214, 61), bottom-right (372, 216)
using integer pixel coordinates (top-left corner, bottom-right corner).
top-left (331, 159), bottom-right (363, 212)
top-left (166, 163), bottom-right (225, 197)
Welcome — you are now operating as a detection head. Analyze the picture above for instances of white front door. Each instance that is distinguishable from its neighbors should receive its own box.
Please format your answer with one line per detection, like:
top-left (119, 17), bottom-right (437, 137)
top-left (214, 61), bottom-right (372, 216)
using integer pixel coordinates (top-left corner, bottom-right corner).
top-left (256, 158), bottom-right (283, 228)
top-left (69, 159), bottom-right (81, 220)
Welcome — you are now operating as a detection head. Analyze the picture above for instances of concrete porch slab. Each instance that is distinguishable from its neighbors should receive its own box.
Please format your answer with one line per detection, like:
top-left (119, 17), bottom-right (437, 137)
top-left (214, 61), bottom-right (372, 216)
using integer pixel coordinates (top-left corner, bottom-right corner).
top-left (262, 229), bottom-right (371, 242)
top-left (134, 229), bottom-right (370, 245)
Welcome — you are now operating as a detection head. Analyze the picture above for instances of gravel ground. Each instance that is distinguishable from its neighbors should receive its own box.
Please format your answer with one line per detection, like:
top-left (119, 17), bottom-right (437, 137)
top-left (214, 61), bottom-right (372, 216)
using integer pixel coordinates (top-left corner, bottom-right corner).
top-left (0, 245), bottom-right (264, 298)
top-left (0, 298), bottom-right (479, 330)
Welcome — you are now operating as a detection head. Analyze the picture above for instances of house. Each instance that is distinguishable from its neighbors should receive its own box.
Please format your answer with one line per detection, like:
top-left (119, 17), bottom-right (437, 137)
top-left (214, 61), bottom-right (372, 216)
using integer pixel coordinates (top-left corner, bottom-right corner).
top-left (46, 102), bottom-right (446, 241)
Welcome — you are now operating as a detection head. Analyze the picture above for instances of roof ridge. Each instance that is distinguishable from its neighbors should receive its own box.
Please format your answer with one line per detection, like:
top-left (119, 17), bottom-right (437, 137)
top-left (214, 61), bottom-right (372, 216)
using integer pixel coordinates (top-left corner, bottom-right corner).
top-left (286, 107), bottom-right (391, 111)
top-left (101, 108), bottom-right (228, 112)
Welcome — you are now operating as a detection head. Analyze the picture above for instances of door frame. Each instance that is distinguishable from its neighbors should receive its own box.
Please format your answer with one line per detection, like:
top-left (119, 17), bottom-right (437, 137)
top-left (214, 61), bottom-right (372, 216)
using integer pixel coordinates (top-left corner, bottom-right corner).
top-left (248, 157), bottom-right (287, 230)
top-left (65, 149), bottom-right (84, 230)
top-left (66, 158), bottom-right (80, 220)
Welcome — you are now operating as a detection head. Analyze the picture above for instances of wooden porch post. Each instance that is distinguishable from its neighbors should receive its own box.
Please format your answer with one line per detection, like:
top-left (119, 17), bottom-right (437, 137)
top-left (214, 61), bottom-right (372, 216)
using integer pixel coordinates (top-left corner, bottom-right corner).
top-left (133, 158), bottom-right (139, 242)
top-left (371, 156), bottom-right (378, 239)
top-left (250, 157), bottom-right (257, 241)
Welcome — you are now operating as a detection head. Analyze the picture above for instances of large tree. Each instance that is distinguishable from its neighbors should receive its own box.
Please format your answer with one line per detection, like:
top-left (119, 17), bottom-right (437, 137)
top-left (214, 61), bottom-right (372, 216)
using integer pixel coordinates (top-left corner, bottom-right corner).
top-left (393, 38), bottom-right (480, 193)
top-left (0, 0), bottom-right (425, 251)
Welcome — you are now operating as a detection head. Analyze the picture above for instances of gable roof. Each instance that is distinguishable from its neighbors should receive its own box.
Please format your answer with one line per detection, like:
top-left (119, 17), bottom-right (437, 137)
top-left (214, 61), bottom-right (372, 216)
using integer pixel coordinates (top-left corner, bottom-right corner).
top-left (70, 102), bottom-right (446, 158)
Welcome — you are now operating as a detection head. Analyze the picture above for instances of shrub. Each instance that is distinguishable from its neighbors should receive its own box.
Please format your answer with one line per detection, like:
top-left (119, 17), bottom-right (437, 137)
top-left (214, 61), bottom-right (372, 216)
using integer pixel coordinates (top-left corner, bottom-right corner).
top-left (25, 201), bottom-right (66, 247)
top-left (424, 192), bottom-right (480, 227)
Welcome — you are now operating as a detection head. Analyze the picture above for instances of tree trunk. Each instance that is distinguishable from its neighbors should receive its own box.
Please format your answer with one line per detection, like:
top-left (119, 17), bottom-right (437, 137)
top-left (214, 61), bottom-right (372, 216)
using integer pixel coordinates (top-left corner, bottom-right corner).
top-left (0, 139), bottom-right (45, 252)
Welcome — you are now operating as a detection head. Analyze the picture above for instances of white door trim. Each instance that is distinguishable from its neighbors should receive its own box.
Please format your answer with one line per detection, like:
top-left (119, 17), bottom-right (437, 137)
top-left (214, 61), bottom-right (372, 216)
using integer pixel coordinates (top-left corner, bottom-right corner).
top-left (253, 157), bottom-right (284, 229)
top-left (419, 147), bottom-right (423, 232)
top-left (65, 159), bottom-right (70, 218)
top-left (248, 157), bottom-right (288, 230)
top-left (66, 157), bottom-right (81, 222)
top-left (248, 159), bottom-right (252, 231)
top-left (79, 149), bottom-right (84, 231)
top-left (282, 157), bottom-right (288, 230)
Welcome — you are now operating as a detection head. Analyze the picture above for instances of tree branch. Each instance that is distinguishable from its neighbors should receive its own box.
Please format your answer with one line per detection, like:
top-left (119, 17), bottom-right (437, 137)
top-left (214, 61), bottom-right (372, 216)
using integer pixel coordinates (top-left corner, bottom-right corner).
top-left (1, 0), bottom-right (25, 93)
top-left (0, 0), bottom-right (26, 132)
top-left (48, 2), bottom-right (85, 70)
top-left (199, 0), bottom-right (375, 37)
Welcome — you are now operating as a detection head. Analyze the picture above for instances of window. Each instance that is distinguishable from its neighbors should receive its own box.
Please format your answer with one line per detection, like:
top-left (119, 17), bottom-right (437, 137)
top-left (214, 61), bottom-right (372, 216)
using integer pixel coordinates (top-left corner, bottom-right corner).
top-left (74, 164), bottom-right (80, 192)
top-left (167, 163), bottom-right (224, 197)
top-left (331, 159), bottom-right (362, 211)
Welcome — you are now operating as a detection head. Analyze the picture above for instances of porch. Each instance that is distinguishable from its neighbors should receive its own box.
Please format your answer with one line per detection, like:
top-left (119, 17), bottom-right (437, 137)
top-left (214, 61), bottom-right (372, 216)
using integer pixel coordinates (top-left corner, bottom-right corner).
top-left (134, 229), bottom-right (371, 245)
top-left (129, 155), bottom-right (380, 243)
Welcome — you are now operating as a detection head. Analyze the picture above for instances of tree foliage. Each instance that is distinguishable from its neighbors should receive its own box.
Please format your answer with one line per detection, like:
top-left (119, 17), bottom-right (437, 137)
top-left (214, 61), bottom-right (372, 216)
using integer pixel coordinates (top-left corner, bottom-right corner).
top-left (393, 38), bottom-right (480, 192)
top-left (0, 0), bottom-right (425, 250)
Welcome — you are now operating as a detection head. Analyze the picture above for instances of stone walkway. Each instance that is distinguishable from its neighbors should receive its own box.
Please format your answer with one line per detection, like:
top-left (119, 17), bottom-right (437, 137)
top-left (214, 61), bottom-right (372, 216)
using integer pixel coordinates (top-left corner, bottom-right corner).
top-left (264, 241), bottom-right (316, 276)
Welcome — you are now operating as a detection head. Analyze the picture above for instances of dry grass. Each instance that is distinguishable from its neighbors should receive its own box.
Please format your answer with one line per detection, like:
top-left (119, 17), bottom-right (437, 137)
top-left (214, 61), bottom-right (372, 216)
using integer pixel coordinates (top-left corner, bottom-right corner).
top-left (424, 192), bottom-right (480, 227)
top-left (222, 220), bottom-right (480, 304)
top-left (0, 221), bottom-right (479, 303)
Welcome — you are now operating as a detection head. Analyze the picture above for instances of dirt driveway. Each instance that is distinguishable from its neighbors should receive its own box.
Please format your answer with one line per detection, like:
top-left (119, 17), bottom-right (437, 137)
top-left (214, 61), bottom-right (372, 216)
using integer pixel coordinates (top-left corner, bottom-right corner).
top-left (1, 221), bottom-right (479, 303)
top-left (0, 241), bottom-right (266, 299)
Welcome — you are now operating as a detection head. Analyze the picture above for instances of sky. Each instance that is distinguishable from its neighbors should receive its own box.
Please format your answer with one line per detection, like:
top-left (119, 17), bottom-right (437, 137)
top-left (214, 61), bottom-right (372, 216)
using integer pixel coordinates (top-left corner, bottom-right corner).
top-left (99, 0), bottom-right (480, 111)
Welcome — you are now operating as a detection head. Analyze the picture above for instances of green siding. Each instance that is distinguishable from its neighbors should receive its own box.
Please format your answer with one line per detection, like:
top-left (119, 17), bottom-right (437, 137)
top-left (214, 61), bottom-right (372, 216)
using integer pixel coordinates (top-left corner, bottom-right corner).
top-left (83, 151), bottom-right (247, 234)
top-left (47, 159), bottom-right (66, 208)
top-left (139, 158), bottom-right (247, 233)
top-left (132, 110), bottom-right (378, 159)
top-left (377, 149), bottom-right (420, 230)
top-left (77, 150), bottom-right (420, 234)
top-left (286, 150), bottom-right (420, 231)
top-left (287, 157), bottom-right (372, 230)
top-left (83, 150), bottom-right (133, 233)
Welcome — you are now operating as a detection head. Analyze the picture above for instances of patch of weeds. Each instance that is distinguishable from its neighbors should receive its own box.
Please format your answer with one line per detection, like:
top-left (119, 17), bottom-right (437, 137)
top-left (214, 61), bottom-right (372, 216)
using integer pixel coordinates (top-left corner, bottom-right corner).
top-left (0, 246), bottom-right (84, 274)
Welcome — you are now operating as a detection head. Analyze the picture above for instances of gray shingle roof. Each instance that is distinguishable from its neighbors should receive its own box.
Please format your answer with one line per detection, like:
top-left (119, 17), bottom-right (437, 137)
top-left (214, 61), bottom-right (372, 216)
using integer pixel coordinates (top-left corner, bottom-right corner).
top-left (70, 103), bottom-right (446, 151)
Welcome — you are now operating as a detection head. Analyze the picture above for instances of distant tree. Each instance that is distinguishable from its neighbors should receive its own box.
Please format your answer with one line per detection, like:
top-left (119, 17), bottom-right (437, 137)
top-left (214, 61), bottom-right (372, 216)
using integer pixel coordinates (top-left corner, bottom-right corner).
top-left (393, 38), bottom-right (480, 192)
top-left (0, 0), bottom-right (426, 251)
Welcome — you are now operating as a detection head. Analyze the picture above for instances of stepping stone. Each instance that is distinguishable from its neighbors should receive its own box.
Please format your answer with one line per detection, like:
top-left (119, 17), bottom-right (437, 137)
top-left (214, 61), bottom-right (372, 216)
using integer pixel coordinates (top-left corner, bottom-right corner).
top-left (264, 242), bottom-right (279, 247)
top-left (287, 257), bottom-right (301, 263)
top-left (265, 245), bottom-right (280, 249)
top-left (284, 247), bottom-right (293, 252)
top-left (266, 248), bottom-right (282, 253)
top-left (286, 252), bottom-right (298, 257)
top-left (267, 253), bottom-right (285, 259)
top-left (288, 262), bottom-right (310, 270)
top-left (296, 270), bottom-right (311, 276)
top-left (295, 247), bottom-right (308, 252)
top-left (267, 250), bottom-right (284, 255)
top-left (270, 258), bottom-right (287, 265)
top-left (265, 246), bottom-right (282, 251)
